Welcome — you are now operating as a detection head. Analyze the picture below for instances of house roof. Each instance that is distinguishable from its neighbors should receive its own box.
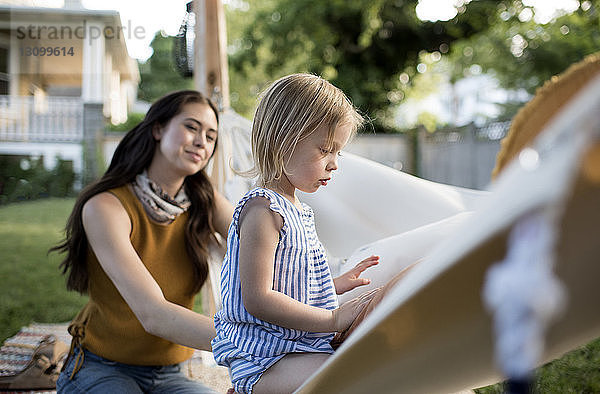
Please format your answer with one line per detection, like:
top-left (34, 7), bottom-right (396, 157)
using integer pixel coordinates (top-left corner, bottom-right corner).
top-left (0, 5), bottom-right (139, 81)
top-left (0, 4), bottom-right (119, 18)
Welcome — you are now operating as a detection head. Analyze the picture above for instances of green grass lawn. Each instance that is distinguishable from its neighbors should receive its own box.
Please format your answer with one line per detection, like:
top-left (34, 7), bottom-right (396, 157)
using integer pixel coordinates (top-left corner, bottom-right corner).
top-left (475, 337), bottom-right (600, 393)
top-left (0, 198), bottom-right (86, 341)
top-left (1, 198), bottom-right (598, 391)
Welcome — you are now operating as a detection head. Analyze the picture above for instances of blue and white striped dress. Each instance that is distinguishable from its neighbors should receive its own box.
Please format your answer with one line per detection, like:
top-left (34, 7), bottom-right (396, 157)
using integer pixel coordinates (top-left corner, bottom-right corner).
top-left (212, 187), bottom-right (338, 393)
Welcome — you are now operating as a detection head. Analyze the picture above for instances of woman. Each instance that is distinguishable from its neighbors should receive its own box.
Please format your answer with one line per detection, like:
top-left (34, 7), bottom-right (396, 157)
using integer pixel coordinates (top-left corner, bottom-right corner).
top-left (52, 90), bottom-right (233, 393)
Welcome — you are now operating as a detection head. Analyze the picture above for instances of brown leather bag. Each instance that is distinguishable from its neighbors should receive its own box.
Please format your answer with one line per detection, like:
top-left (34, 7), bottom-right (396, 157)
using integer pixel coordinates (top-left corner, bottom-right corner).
top-left (0, 334), bottom-right (70, 390)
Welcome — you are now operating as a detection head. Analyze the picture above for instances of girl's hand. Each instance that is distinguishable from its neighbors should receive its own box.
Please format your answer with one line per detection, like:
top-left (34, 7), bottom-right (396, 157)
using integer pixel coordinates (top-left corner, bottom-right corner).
top-left (331, 287), bottom-right (382, 332)
top-left (333, 255), bottom-right (380, 295)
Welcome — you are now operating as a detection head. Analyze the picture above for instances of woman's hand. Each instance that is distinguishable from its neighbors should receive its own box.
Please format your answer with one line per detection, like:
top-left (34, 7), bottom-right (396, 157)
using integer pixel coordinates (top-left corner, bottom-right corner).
top-left (333, 255), bottom-right (380, 295)
top-left (332, 286), bottom-right (382, 332)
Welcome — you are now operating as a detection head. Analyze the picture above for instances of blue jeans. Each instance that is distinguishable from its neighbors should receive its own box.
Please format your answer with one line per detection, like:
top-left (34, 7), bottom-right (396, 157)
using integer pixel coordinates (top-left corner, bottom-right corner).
top-left (57, 348), bottom-right (216, 393)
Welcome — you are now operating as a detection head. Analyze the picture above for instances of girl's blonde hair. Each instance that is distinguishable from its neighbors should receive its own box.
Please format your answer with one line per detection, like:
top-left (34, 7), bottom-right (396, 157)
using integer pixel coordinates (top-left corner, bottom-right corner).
top-left (248, 73), bottom-right (364, 186)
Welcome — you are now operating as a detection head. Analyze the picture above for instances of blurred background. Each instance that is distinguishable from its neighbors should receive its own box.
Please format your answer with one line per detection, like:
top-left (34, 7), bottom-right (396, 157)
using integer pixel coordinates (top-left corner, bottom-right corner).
top-left (1, 2), bottom-right (599, 391)
top-left (2, 0), bottom-right (597, 200)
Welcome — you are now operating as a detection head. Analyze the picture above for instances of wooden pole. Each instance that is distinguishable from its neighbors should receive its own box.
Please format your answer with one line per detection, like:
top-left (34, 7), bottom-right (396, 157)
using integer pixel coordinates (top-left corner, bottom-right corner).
top-left (193, 0), bottom-right (230, 110)
top-left (192, 0), bottom-right (206, 96)
top-left (192, 0), bottom-right (231, 316)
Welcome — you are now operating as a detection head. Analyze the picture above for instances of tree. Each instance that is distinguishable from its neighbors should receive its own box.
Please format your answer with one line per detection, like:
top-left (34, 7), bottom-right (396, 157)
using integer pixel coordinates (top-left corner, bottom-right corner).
top-left (448, 1), bottom-right (600, 97)
top-left (225, 0), bottom-right (499, 130)
top-left (138, 31), bottom-right (194, 103)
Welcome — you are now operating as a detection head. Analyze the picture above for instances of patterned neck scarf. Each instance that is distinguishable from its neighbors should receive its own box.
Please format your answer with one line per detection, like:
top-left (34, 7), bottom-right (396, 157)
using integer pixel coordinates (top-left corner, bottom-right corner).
top-left (131, 171), bottom-right (191, 224)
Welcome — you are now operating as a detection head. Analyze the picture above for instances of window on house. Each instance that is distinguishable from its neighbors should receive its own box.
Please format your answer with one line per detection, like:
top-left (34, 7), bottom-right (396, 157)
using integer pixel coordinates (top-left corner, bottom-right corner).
top-left (0, 46), bottom-right (9, 95)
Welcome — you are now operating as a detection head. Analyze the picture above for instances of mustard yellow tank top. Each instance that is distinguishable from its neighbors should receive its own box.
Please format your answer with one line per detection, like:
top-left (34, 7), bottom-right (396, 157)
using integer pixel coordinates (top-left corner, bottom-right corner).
top-left (69, 185), bottom-right (197, 365)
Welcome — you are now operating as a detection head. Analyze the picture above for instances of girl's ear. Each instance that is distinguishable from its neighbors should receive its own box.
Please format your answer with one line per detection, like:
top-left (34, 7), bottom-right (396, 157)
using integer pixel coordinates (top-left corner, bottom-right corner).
top-left (152, 124), bottom-right (162, 141)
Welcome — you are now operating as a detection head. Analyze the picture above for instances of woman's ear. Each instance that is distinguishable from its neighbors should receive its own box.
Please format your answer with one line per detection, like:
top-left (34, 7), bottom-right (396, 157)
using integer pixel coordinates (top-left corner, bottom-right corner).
top-left (152, 124), bottom-right (162, 141)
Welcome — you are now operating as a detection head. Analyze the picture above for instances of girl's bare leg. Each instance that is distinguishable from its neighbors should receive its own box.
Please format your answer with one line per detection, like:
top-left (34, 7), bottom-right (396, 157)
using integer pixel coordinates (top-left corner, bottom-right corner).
top-left (252, 352), bottom-right (329, 394)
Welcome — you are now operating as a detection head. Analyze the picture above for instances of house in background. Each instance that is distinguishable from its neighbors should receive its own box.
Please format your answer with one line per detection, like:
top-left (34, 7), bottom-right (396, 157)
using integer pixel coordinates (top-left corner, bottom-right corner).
top-left (0, 0), bottom-right (139, 184)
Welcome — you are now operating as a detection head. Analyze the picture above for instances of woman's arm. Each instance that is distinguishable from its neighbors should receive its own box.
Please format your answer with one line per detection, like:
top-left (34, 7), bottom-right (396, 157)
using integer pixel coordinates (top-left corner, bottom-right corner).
top-left (82, 192), bottom-right (215, 351)
top-left (212, 190), bottom-right (234, 239)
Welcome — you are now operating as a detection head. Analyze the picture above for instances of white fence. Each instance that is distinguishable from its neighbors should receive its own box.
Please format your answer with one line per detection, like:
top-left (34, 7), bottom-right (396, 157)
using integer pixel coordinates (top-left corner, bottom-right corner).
top-left (347, 121), bottom-right (511, 190)
top-left (0, 96), bottom-right (84, 143)
top-left (345, 133), bottom-right (411, 171)
top-left (419, 122), bottom-right (510, 190)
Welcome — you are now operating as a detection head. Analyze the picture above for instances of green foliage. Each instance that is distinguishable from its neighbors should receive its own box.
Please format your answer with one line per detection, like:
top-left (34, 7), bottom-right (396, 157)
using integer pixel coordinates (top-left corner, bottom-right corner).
top-left (416, 111), bottom-right (439, 132)
top-left (225, 0), bottom-right (498, 129)
top-left (138, 32), bottom-right (194, 103)
top-left (448, 1), bottom-right (600, 95)
top-left (225, 0), bottom-right (284, 118)
top-left (106, 112), bottom-right (146, 132)
top-left (0, 198), bottom-right (87, 342)
top-left (0, 155), bottom-right (76, 205)
top-left (225, 1), bottom-right (599, 130)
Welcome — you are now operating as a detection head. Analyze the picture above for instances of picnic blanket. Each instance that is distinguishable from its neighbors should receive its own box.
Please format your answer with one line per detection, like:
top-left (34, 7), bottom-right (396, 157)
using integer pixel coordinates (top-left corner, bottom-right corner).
top-left (0, 323), bottom-right (231, 393)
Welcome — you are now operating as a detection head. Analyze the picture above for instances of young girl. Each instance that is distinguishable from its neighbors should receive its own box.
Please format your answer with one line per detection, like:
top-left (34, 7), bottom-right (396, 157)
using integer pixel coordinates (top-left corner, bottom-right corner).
top-left (212, 74), bottom-right (381, 394)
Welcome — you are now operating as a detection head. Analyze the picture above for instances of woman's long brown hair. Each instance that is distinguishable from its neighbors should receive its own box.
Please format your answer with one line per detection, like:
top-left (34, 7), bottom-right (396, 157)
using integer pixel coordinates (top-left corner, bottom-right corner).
top-left (50, 90), bottom-right (219, 295)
